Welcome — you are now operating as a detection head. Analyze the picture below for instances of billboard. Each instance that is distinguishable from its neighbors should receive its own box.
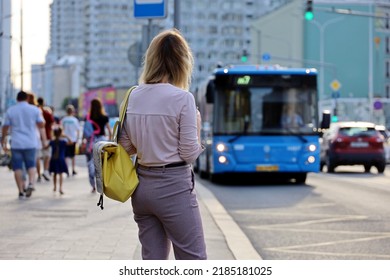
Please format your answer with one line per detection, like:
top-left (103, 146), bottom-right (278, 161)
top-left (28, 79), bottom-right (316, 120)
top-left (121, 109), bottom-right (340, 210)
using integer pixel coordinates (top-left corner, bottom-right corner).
top-left (79, 87), bottom-right (118, 118)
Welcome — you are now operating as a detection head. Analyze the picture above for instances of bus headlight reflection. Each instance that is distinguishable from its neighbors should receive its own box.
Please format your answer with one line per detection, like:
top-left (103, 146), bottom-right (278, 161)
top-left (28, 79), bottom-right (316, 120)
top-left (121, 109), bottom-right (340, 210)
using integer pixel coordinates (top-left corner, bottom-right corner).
top-left (218, 156), bottom-right (227, 164)
top-left (307, 156), bottom-right (315, 163)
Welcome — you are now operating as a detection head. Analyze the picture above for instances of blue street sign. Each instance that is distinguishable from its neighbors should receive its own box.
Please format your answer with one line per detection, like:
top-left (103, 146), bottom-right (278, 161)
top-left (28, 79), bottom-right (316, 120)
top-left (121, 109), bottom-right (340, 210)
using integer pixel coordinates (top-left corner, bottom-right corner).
top-left (331, 91), bottom-right (340, 98)
top-left (134, 0), bottom-right (167, 19)
top-left (262, 53), bottom-right (271, 61)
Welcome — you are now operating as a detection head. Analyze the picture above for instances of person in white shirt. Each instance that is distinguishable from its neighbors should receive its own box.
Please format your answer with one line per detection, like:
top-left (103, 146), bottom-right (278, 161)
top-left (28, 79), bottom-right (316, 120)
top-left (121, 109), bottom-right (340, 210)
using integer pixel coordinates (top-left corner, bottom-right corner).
top-left (1, 91), bottom-right (46, 198)
top-left (61, 105), bottom-right (80, 176)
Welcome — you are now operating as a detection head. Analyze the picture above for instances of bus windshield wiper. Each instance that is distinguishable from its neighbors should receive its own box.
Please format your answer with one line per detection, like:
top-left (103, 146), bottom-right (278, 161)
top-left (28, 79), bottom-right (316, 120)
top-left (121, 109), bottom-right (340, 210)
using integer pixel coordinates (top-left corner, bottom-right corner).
top-left (284, 127), bottom-right (308, 143)
top-left (228, 120), bottom-right (249, 143)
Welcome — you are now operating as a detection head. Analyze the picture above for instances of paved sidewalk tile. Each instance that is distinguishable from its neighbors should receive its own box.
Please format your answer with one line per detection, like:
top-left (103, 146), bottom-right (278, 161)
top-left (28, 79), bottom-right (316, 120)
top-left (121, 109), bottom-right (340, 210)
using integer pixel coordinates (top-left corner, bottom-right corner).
top-left (0, 157), bottom-right (235, 260)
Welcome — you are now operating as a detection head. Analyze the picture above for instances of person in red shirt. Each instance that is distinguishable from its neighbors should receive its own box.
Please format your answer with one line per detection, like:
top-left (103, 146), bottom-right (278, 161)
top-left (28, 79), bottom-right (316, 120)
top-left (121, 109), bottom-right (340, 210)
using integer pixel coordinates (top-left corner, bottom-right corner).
top-left (37, 97), bottom-right (55, 181)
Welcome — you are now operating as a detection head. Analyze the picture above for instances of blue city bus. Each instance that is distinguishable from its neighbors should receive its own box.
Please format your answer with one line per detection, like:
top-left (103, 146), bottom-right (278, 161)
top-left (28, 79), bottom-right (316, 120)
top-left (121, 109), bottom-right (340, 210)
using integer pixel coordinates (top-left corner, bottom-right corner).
top-left (194, 65), bottom-right (322, 184)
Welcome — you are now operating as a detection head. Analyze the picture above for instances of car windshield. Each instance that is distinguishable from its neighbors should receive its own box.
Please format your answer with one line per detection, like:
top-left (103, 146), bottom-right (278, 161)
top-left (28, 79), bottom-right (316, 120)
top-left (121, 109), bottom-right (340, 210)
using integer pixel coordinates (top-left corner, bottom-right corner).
top-left (339, 127), bottom-right (376, 137)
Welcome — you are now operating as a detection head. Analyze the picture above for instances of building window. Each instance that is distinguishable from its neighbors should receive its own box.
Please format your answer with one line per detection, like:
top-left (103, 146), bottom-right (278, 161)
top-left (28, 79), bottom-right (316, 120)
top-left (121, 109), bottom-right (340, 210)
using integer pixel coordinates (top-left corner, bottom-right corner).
top-left (387, 37), bottom-right (390, 54)
top-left (387, 60), bottom-right (390, 78)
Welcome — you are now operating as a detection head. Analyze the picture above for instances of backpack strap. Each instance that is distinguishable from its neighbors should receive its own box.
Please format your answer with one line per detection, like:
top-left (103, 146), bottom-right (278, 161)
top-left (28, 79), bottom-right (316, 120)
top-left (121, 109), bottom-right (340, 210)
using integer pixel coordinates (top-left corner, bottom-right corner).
top-left (97, 194), bottom-right (104, 210)
top-left (113, 85), bottom-right (137, 143)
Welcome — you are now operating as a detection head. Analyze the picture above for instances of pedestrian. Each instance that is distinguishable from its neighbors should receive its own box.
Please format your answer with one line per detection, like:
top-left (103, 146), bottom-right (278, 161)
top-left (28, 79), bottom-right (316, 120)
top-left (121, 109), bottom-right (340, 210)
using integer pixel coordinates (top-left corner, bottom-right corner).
top-left (118, 29), bottom-right (206, 260)
top-left (1, 91), bottom-right (47, 199)
top-left (281, 103), bottom-right (304, 129)
top-left (61, 104), bottom-right (80, 176)
top-left (37, 97), bottom-right (55, 181)
top-left (50, 106), bottom-right (61, 124)
top-left (84, 98), bottom-right (111, 192)
top-left (47, 127), bottom-right (70, 195)
top-left (27, 92), bottom-right (46, 183)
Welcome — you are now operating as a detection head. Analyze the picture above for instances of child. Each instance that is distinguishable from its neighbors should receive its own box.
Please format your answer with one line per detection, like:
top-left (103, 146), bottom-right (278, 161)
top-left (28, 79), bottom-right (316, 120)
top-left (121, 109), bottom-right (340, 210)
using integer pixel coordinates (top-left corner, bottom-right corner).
top-left (47, 127), bottom-right (70, 195)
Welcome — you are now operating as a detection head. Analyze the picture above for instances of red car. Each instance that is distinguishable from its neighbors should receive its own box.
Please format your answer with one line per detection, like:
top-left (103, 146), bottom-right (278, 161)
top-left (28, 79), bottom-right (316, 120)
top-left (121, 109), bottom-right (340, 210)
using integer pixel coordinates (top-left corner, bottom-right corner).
top-left (320, 121), bottom-right (386, 173)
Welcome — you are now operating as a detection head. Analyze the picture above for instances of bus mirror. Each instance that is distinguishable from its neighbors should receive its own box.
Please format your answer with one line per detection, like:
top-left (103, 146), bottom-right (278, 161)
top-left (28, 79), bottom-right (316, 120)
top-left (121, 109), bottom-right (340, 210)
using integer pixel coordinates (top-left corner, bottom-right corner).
top-left (321, 110), bottom-right (331, 129)
top-left (206, 82), bottom-right (215, 104)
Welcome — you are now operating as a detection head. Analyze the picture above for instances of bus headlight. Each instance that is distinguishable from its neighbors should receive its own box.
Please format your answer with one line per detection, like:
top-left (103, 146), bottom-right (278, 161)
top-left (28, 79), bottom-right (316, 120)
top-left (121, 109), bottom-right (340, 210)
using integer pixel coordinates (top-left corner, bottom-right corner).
top-left (216, 143), bottom-right (227, 152)
top-left (307, 156), bottom-right (315, 163)
top-left (218, 155), bottom-right (228, 164)
top-left (307, 144), bottom-right (317, 152)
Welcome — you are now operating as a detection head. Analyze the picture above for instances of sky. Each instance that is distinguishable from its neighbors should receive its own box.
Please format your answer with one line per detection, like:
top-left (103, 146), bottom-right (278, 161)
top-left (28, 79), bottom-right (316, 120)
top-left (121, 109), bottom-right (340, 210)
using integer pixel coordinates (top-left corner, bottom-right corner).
top-left (11, 0), bottom-right (52, 91)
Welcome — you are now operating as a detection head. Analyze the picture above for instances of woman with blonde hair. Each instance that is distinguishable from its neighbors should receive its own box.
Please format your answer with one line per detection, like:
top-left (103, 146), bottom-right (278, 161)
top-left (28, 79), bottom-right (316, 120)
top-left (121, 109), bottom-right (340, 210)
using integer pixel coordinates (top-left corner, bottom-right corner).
top-left (118, 29), bottom-right (206, 260)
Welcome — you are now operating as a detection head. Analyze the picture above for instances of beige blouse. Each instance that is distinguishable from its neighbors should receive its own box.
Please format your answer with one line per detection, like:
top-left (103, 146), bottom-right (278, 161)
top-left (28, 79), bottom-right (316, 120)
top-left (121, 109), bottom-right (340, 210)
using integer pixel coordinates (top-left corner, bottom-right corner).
top-left (118, 83), bottom-right (204, 166)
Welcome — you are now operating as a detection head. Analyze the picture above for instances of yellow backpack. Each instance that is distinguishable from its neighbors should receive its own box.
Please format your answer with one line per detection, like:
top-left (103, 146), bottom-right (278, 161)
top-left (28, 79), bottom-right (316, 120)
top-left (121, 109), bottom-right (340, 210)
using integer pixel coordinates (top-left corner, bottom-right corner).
top-left (93, 86), bottom-right (139, 210)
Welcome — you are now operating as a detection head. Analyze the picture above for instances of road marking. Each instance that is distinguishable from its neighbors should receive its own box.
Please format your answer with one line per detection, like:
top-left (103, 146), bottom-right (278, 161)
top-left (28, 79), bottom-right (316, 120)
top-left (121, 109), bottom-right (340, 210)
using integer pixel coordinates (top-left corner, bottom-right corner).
top-left (265, 248), bottom-right (390, 259)
top-left (248, 225), bottom-right (390, 236)
top-left (266, 234), bottom-right (390, 251)
top-left (196, 181), bottom-right (262, 260)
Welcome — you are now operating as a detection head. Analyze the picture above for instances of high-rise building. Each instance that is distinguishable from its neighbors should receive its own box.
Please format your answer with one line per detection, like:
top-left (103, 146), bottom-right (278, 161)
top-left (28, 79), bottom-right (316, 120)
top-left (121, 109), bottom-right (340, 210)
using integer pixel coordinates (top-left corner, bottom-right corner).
top-left (0, 0), bottom-right (12, 114)
top-left (48, 0), bottom-right (141, 93)
top-left (44, 0), bottom-right (289, 101)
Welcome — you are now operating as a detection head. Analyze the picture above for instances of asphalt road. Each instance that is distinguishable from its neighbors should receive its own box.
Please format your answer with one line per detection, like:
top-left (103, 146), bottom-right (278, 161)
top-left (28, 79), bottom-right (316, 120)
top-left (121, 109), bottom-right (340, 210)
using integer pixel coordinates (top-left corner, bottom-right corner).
top-left (197, 165), bottom-right (390, 260)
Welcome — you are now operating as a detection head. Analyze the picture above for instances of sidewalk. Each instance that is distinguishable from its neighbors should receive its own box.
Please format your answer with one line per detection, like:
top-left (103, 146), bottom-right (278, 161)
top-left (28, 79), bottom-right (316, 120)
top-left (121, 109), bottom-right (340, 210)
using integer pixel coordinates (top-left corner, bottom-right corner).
top-left (0, 156), bottom-right (261, 260)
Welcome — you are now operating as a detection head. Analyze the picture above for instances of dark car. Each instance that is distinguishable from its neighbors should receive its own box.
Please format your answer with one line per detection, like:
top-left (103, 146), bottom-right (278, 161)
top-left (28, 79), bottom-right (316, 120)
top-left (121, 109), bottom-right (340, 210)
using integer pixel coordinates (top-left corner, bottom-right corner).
top-left (320, 121), bottom-right (386, 173)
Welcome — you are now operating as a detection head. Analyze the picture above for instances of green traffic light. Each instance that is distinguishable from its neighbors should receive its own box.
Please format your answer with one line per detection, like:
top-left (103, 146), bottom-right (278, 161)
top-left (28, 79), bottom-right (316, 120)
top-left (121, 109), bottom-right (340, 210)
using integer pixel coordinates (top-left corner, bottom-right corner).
top-left (241, 56), bottom-right (248, 62)
top-left (305, 11), bottom-right (314, 21)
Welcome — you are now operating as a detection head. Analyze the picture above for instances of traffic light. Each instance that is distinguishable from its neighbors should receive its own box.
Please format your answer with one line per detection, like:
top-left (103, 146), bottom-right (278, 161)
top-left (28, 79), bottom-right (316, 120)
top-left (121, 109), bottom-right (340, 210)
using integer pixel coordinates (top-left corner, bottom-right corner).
top-left (304, 0), bottom-right (314, 21)
top-left (241, 50), bottom-right (248, 62)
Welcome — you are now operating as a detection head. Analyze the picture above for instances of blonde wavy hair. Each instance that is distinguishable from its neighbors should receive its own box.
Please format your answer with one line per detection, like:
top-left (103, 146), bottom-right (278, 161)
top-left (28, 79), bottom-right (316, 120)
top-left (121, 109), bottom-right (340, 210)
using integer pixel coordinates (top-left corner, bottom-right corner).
top-left (139, 28), bottom-right (194, 91)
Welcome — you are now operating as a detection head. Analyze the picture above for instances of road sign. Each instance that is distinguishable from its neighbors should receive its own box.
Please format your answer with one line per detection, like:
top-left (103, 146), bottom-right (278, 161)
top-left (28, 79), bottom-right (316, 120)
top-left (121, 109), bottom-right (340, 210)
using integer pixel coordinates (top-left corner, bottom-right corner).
top-left (262, 53), bottom-right (271, 61)
top-left (331, 91), bottom-right (340, 98)
top-left (330, 79), bottom-right (341, 92)
top-left (127, 42), bottom-right (143, 67)
top-left (373, 100), bottom-right (383, 110)
top-left (134, 0), bottom-right (167, 19)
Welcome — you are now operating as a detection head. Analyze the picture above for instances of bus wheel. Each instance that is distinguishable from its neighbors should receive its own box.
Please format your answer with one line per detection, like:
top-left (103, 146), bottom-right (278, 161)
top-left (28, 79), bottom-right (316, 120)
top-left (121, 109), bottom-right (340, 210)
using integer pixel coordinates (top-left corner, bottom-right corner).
top-left (209, 173), bottom-right (221, 183)
top-left (199, 169), bottom-right (208, 179)
top-left (193, 158), bottom-right (199, 173)
top-left (295, 173), bottom-right (307, 184)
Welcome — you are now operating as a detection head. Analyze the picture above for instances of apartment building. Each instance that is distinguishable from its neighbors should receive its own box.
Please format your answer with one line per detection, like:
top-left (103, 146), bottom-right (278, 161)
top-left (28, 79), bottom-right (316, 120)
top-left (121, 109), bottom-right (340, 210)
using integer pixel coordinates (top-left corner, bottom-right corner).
top-left (41, 0), bottom-right (292, 107)
top-left (0, 0), bottom-right (12, 114)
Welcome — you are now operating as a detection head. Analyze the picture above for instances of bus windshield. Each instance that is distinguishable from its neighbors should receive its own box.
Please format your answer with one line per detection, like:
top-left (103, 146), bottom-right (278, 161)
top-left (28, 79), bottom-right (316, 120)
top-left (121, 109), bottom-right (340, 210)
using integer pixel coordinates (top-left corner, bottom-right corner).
top-left (212, 74), bottom-right (318, 135)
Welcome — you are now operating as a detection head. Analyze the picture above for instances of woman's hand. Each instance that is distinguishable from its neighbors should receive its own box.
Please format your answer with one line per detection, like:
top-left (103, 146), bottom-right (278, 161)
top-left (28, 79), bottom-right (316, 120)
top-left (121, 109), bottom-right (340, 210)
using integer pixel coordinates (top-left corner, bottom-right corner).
top-left (196, 109), bottom-right (201, 144)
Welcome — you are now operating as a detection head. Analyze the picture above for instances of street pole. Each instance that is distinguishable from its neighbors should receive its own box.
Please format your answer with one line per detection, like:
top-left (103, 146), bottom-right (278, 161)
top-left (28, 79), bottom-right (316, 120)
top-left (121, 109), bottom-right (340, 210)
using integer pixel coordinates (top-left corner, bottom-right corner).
top-left (251, 25), bottom-right (261, 64)
top-left (173, 0), bottom-right (180, 30)
top-left (368, 4), bottom-right (373, 122)
top-left (20, 0), bottom-right (23, 91)
top-left (310, 16), bottom-right (344, 101)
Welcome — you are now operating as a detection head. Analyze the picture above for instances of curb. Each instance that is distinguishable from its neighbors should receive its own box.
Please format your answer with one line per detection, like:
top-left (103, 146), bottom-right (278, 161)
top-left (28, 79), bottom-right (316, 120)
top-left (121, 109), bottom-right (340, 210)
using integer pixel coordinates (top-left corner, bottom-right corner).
top-left (196, 181), bottom-right (262, 260)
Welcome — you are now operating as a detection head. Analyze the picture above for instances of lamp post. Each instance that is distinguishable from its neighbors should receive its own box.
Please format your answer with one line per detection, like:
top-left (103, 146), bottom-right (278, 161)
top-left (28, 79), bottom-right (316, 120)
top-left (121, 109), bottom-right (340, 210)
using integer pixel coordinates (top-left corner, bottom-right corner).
top-left (20, 0), bottom-right (23, 91)
top-left (0, 33), bottom-right (23, 91)
top-left (252, 25), bottom-right (294, 65)
top-left (262, 33), bottom-right (292, 62)
top-left (309, 16), bottom-right (344, 101)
